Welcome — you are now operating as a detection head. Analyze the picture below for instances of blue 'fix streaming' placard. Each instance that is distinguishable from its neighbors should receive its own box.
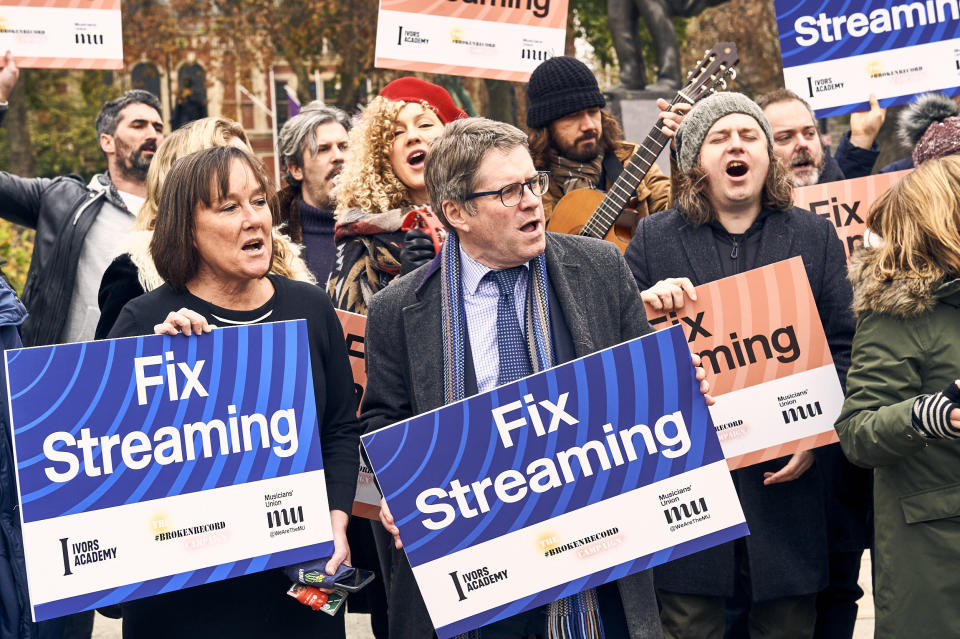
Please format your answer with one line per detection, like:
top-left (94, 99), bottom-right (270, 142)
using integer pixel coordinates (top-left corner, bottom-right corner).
top-left (6, 320), bottom-right (333, 621)
top-left (362, 325), bottom-right (749, 638)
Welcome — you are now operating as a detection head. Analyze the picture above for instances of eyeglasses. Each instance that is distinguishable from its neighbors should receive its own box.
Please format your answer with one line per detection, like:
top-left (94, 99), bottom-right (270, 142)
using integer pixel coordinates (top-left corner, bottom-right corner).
top-left (465, 171), bottom-right (550, 207)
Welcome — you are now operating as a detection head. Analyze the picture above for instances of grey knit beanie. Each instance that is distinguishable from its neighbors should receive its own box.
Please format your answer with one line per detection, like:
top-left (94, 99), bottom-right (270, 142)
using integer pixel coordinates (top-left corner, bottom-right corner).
top-left (675, 92), bottom-right (773, 172)
top-left (526, 56), bottom-right (606, 129)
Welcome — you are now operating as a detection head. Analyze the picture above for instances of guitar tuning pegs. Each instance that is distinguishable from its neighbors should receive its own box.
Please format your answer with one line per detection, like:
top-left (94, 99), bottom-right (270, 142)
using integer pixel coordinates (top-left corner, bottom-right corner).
top-left (719, 79), bottom-right (727, 90)
top-left (687, 70), bottom-right (693, 77)
top-left (728, 68), bottom-right (737, 80)
top-left (709, 88), bottom-right (716, 94)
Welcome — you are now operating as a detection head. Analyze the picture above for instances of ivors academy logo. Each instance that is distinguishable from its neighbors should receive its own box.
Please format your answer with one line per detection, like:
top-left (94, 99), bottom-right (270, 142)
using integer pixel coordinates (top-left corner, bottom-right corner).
top-left (59, 537), bottom-right (118, 576)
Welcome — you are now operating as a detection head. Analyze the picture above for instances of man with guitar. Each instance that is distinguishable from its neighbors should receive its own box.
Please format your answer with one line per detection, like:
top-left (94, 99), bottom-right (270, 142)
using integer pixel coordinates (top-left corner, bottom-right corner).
top-left (525, 56), bottom-right (677, 241)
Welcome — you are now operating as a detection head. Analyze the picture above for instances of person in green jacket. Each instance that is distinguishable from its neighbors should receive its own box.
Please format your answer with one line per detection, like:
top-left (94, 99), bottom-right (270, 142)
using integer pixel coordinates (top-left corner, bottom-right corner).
top-left (836, 154), bottom-right (960, 638)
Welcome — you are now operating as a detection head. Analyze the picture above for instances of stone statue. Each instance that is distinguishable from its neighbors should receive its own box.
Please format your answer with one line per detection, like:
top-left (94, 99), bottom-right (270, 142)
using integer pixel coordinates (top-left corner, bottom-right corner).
top-left (608, 0), bottom-right (727, 91)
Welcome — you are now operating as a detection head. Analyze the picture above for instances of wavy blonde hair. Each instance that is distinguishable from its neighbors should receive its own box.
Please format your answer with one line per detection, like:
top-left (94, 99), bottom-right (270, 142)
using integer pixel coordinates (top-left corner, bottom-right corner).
top-left (137, 116), bottom-right (249, 231)
top-left (335, 96), bottom-right (415, 216)
top-left (129, 116), bottom-right (314, 289)
top-left (866, 155), bottom-right (960, 281)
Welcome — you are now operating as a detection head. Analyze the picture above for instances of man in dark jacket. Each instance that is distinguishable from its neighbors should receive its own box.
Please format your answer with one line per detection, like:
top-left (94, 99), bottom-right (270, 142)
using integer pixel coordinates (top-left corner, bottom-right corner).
top-left (0, 83), bottom-right (163, 346)
top-left (624, 92), bottom-right (855, 639)
top-left (758, 88), bottom-right (878, 639)
top-left (757, 89), bottom-right (884, 185)
top-left (363, 117), bottom-right (695, 639)
top-left (277, 103), bottom-right (350, 285)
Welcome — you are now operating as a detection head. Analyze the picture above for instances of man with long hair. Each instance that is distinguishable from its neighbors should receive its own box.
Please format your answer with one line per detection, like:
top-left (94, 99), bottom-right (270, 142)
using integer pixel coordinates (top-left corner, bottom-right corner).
top-left (757, 90), bottom-right (880, 639)
top-left (525, 56), bottom-right (674, 224)
top-left (277, 103), bottom-right (351, 284)
top-left (624, 92), bottom-right (855, 639)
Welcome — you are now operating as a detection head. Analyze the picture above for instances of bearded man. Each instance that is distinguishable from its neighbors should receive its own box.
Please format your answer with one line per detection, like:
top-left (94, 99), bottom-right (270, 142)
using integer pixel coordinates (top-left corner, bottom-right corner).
top-left (757, 89), bottom-right (885, 186)
top-left (525, 56), bottom-right (678, 224)
top-left (277, 103), bottom-right (351, 284)
top-left (0, 87), bottom-right (164, 345)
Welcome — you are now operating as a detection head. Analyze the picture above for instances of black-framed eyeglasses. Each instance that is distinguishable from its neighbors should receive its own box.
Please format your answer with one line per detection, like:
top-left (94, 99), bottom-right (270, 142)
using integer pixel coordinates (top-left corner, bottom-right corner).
top-left (465, 171), bottom-right (550, 207)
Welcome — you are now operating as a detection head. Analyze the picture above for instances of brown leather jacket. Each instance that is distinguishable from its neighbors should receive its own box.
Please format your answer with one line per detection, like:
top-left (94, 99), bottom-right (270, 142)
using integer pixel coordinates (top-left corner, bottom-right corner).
top-left (541, 141), bottom-right (673, 223)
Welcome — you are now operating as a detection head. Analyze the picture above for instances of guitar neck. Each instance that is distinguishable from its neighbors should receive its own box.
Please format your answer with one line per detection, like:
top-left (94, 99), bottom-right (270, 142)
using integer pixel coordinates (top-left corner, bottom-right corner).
top-left (572, 43), bottom-right (737, 241)
top-left (579, 105), bottom-right (676, 240)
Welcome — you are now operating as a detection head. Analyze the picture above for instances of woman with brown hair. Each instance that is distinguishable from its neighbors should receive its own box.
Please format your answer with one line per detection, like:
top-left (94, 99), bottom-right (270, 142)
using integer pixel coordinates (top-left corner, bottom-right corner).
top-left (108, 145), bottom-right (360, 638)
top-left (836, 155), bottom-right (960, 638)
top-left (326, 77), bottom-right (465, 314)
top-left (95, 116), bottom-right (313, 338)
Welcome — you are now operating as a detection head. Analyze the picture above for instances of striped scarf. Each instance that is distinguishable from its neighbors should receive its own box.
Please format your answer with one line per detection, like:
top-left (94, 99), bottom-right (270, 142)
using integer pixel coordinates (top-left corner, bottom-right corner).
top-left (440, 233), bottom-right (604, 639)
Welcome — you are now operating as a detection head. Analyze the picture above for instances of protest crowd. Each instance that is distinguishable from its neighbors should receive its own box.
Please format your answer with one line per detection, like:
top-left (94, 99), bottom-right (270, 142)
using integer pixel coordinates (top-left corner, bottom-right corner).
top-left (0, 21), bottom-right (958, 639)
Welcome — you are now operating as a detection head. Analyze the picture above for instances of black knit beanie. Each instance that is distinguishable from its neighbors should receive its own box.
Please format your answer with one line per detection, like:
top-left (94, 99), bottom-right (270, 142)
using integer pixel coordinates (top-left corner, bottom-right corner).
top-left (526, 56), bottom-right (606, 129)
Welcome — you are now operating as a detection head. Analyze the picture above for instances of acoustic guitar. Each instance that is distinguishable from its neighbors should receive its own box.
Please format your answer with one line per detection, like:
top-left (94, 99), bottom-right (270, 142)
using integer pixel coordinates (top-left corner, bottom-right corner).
top-left (547, 42), bottom-right (740, 253)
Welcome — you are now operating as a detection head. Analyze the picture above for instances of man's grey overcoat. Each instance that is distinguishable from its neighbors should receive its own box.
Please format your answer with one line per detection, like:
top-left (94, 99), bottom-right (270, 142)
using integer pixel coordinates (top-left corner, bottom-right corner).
top-left (361, 232), bottom-right (664, 639)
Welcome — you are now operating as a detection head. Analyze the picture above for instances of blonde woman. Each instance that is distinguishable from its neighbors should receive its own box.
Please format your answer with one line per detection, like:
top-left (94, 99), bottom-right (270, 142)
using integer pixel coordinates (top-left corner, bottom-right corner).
top-left (836, 155), bottom-right (960, 637)
top-left (95, 116), bottom-right (313, 337)
top-left (326, 77), bottom-right (465, 314)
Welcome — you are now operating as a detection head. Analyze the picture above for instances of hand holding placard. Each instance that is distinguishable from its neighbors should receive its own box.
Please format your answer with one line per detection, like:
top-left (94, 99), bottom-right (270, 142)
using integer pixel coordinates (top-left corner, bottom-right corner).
top-left (848, 94), bottom-right (886, 151)
top-left (644, 257), bottom-right (845, 469)
top-left (379, 498), bottom-right (403, 549)
top-left (361, 326), bottom-right (748, 638)
top-left (640, 277), bottom-right (697, 311)
top-left (0, 51), bottom-right (19, 103)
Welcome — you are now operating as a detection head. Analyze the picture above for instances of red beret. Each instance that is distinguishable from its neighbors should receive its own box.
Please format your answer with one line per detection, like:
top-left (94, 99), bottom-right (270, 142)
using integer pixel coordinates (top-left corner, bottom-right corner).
top-left (377, 77), bottom-right (467, 124)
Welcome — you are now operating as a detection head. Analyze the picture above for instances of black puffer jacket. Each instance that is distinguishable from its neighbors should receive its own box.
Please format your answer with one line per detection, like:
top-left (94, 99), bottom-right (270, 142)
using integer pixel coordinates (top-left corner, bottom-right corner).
top-left (0, 278), bottom-right (29, 638)
top-left (0, 172), bottom-right (127, 346)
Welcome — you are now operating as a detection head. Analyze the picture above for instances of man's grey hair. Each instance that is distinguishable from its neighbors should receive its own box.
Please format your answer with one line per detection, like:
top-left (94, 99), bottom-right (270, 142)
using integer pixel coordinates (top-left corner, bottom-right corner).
top-left (278, 102), bottom-right (351, 183)
top-left (95, 90), bottom-right (162, 137)
top-left (425, 117), bottom-right (528, 226)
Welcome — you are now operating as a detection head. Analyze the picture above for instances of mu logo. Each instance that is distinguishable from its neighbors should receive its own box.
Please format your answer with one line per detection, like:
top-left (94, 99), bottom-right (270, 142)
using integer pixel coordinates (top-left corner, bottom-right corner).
top-left (782, 401), bottom-right (822, 424)
top-left (266, 505), bottom-right (304, 529)
top-left (663, 498), bottom-right (708, 525)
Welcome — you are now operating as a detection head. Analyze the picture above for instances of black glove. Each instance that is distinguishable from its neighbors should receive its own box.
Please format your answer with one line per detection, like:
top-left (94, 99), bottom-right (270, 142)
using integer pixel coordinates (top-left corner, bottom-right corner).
top-left (400, 229), bottom-right (436, 275)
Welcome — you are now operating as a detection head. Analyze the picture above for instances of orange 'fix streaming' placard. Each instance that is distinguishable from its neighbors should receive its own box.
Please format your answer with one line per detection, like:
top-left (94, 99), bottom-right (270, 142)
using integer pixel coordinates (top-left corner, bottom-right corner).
top-left (335, 309), bottom-right (380, 520)
top-left (0, 0), bottom-right (123, 70)
top-left (645, 257), bottom-right (844, 470)
top-left (792, 170), bottom-right (911, 263)
top-left (374, 0), bottom-right (569, 82)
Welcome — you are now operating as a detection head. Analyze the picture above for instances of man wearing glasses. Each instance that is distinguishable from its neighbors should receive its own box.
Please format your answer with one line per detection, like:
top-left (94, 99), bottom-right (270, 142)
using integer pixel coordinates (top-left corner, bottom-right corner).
top-left (361, 117), bottom-right (672, 639)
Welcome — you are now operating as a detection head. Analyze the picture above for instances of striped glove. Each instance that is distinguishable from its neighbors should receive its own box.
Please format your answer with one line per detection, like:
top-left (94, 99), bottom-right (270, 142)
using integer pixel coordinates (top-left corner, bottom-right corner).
top-left (912, 380), bottom-right (960, 439)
